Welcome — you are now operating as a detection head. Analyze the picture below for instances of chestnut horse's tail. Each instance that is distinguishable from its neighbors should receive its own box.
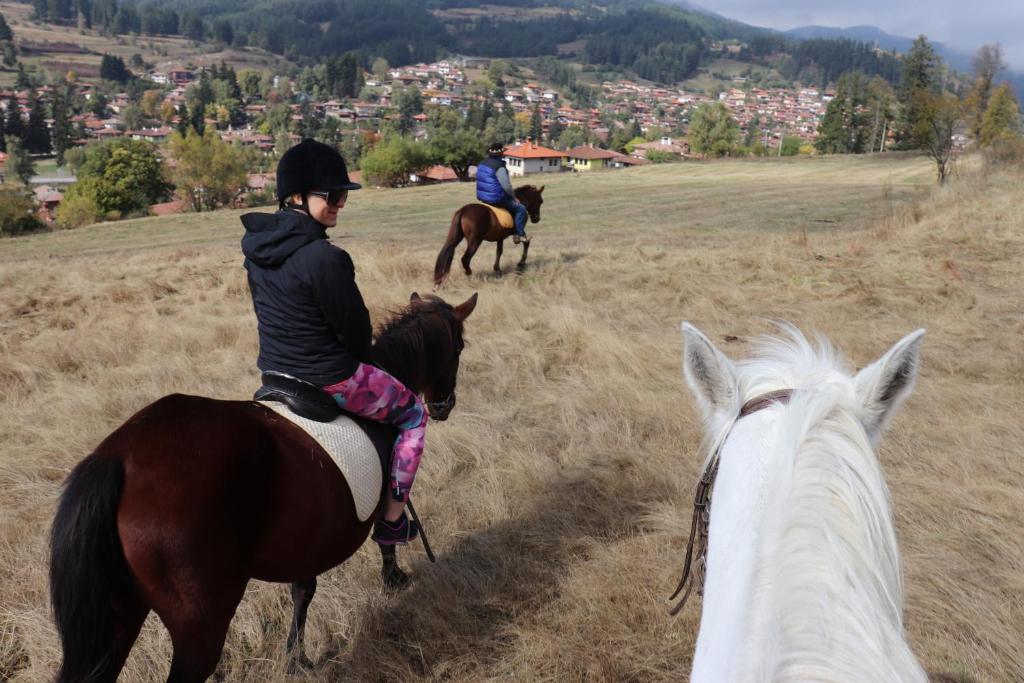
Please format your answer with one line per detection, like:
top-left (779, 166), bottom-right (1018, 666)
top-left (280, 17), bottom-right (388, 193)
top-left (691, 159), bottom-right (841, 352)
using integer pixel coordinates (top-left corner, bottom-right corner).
top-left (50, 453), bottom-right (131, 683)
top-left (434, 207), bottom-right (466, 287)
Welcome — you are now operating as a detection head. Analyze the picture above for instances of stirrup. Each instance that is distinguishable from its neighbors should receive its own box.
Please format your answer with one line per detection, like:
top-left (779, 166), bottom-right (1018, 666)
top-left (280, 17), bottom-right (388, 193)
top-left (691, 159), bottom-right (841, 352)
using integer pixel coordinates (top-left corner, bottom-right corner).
top-left (372, 512), bottom-right (418, 546)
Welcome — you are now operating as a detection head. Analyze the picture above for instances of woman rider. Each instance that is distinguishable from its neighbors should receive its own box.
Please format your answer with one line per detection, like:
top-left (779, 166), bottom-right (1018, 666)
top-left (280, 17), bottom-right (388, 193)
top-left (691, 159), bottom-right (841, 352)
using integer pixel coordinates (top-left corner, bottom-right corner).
top-left (240, 138), bottom-right (423, 546)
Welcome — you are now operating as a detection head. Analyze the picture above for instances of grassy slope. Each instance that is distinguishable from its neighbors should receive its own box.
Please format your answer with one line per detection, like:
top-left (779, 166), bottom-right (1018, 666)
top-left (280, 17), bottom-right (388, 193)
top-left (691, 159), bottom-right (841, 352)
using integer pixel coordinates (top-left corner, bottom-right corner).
top-left (0, 0), bottom-right (291, 88)
top-left (1, 155), bottom-right (1022, 681)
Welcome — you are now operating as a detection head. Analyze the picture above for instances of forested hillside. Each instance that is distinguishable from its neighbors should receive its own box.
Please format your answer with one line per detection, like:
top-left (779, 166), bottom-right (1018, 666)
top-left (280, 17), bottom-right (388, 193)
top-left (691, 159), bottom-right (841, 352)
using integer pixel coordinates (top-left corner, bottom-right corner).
top-left (23, 0), bottom-right (908, 88)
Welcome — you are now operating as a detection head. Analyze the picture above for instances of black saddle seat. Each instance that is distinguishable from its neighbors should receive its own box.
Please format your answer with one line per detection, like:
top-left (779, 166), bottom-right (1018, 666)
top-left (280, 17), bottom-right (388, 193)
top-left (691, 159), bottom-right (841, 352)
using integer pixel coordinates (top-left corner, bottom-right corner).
top-left (253, 371), bottom-right (342, 423)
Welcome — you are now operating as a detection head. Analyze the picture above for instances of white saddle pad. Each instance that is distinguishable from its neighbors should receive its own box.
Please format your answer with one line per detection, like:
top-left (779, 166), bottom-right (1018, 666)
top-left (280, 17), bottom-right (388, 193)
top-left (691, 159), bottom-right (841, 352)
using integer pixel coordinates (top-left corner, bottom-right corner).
top-left (259, 402), bottom-right (383, 521)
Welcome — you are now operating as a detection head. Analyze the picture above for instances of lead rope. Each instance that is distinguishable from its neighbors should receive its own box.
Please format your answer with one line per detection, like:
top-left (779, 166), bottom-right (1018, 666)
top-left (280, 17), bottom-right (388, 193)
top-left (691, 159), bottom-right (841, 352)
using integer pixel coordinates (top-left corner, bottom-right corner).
top-left (668, 456), bottom-right (720, 615)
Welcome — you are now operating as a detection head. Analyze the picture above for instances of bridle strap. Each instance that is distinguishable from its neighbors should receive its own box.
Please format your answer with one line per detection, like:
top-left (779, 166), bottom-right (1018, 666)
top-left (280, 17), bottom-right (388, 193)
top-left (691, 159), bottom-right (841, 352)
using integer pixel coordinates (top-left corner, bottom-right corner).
top-left (669, 388), bottom-right (793, 615)
top-left (739, 389), bottom-right (794, 418)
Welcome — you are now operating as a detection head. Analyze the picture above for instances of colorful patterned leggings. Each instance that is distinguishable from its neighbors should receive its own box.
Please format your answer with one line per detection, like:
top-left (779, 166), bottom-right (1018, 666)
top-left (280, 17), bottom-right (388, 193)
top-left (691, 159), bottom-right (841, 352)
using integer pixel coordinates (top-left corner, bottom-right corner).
top-left (323, 363), bottom-right (427, 502)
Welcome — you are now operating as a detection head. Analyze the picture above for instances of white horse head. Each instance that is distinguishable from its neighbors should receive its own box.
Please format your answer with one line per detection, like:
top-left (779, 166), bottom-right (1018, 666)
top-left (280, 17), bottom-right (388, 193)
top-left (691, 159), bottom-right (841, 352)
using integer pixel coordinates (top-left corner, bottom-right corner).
top-left (679, 323), bottom-right (928, 683)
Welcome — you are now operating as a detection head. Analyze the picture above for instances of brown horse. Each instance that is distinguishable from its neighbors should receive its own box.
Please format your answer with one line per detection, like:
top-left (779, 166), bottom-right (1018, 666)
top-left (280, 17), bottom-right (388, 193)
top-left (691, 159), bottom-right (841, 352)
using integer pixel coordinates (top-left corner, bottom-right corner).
top-left (433, 185), bottom-right (545, 286)
top-left (49, 292), bottom-right (478, 683)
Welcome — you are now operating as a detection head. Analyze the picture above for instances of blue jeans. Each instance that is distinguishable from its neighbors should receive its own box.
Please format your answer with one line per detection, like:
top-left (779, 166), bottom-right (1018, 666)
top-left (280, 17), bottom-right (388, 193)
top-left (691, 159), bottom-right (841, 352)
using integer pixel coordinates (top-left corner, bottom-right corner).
top-left (492, 197), bottom-right (528, 236)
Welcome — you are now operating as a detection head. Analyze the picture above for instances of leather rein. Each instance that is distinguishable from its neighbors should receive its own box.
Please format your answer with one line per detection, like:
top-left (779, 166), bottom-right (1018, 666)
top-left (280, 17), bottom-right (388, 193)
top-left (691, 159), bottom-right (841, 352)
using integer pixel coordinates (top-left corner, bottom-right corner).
top-left (668, 389), bottom-right (793, 616)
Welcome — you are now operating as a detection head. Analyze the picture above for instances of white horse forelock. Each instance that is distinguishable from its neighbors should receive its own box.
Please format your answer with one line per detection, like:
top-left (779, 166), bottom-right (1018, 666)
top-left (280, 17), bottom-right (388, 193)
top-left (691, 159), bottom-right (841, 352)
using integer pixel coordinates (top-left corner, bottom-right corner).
top-left (690, 325), bottom-right (926, 682)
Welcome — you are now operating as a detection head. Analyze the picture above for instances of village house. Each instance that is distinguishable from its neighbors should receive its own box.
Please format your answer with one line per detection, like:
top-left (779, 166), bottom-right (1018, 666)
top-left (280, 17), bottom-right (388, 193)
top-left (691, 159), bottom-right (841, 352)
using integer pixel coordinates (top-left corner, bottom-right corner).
top-left (502, 140), bottom-right (563, 177)
top-left (631, 136), bottom-right (690, 159)
top-left (563, 144), bottom-right (618, 172)
top-left (127, 127), bottom-right (172, 143)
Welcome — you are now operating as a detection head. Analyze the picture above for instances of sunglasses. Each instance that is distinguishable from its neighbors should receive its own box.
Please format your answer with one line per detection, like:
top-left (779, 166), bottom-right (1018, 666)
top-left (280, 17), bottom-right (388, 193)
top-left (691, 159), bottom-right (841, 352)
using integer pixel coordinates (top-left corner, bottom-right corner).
top-left (308, 189), bottom-right (349, 206)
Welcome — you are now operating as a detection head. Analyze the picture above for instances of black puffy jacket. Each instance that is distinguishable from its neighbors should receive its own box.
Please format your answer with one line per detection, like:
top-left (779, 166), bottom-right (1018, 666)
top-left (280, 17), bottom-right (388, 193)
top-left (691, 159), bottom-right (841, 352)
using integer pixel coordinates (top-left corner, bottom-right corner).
top-left (241, 209), bottom-right (372, 385)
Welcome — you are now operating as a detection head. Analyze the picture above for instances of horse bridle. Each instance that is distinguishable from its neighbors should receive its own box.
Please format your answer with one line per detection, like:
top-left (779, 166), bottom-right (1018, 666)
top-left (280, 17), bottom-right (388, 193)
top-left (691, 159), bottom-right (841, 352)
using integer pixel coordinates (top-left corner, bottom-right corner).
top-left (669, 389), bottom-right (794, 616)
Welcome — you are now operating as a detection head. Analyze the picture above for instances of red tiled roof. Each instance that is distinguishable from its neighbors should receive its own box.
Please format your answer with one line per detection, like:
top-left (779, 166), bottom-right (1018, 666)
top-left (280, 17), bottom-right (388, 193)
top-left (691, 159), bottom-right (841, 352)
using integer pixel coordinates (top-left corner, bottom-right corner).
top-left (564, 145), bottom-right (617, 160)
top-left (503, 140), bottom-right (562, 159)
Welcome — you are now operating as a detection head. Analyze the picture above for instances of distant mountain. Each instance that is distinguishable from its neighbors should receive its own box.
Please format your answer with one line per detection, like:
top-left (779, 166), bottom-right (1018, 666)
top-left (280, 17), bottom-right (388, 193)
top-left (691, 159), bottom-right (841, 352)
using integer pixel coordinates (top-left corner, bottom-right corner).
top-left (784, 25), bottom-right (972, 71)
top-left (785, 24), bottom-right (1024, 95)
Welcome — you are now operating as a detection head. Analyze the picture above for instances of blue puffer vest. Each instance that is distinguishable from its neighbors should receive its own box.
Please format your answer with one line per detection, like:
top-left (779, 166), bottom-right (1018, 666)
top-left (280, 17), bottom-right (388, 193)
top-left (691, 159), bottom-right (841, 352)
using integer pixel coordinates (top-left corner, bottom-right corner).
top-left (476, 156), bottom-right (508, 203)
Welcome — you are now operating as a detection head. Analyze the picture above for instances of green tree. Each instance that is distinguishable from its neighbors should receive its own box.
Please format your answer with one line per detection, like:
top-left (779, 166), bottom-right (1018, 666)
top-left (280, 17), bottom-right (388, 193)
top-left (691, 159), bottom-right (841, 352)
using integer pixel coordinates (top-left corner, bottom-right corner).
top-left (56, 177), bottom-right (103, 227)
top-left (780, 136), bottom-right (802, 156)
top-left (1, 41), bottom-right (16, 68)
top-left (15, 63), bottom-right (32, 89)
top-left (394, 86), bottom-right (423, 136)
top-left (529, 106), bottom-right (543, 141)
top-left (0, 186), bottom-right (45, 236)
top-left (167, 127), bottom-right (248, 211)
top-left (966, 44), bottom-right (1006, 141)
top-left (979, 84), bottom-right (1021, 148)
top-left (51, 91), bottom-right (74, 166)
top-left (4, 136), bottom-right (35, 185)
top-left (896, 36), bottom-right (941, 149)
top-left (0, 12), bottom-right (12, 41)
top-left (359, 135), bottom-right (431, 187)
top-left (688, 102), bottom-right (740, 157)
top-left (815, 71), bottom-right (869, 154)
top-left (915, 92), bottom-right (960, 184)
top-left (428, 128), bottom-right (485, 181)
top-left (99, 54), bottom-right (132, 83)
top-left (66, 138), bottom-right (168, 218)
top-left (865, 76), bottom-right (897, 152)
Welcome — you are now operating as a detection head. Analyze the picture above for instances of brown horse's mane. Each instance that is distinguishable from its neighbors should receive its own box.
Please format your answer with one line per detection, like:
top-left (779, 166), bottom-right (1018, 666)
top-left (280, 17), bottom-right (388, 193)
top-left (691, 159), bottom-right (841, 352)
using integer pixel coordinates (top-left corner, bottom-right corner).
top-left (372, 296), bottom-right (463, 388)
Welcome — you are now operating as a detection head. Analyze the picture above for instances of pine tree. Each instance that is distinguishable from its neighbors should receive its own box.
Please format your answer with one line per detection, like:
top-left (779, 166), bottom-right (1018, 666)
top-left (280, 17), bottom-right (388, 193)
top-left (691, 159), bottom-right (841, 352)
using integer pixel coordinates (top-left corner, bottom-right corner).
top-left (529, 106), bottom-right (542, 141)
top-left (26, 95), bottom-right (50, 153)
top-left (15, 63), bottom-right (32, 89)
top-left (896, 36), bottom-right (941, 149)
top-left (51, 91), bottom-right (73, 165)
top-left (4, 95), bottom-right (24, 139)
top-left (0, 12), bottom-right (13, 41)
top-left (979, 84), bottom-right (1021, 148)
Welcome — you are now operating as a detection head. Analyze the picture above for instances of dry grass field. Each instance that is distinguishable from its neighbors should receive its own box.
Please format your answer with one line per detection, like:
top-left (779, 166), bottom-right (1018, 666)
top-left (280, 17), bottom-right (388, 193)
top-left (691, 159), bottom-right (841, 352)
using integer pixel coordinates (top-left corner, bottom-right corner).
top-left (1, 154), bottom-right (1022, 682)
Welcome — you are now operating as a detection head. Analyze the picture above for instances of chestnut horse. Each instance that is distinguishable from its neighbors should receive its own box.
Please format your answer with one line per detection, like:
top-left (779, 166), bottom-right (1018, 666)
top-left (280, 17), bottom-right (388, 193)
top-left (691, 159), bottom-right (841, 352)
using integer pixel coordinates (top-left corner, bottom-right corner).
top-left (433, 185), bottom-right (545, 286)
top-left (49, 292), bottom-right (478, 683)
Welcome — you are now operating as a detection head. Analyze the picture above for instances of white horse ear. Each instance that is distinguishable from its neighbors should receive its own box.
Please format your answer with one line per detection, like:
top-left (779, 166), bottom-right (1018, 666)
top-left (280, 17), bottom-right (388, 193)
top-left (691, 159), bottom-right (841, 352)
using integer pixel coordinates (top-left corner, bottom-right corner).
top-left (680, 322), bottom-right (739, 420)
top-left (854, 329), bottom-right (925, 442)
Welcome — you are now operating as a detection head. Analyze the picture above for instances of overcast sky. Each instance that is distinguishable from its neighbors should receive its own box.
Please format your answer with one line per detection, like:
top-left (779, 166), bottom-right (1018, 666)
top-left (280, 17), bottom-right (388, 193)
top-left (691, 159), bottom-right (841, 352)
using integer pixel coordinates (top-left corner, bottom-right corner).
top-left (693, 0), bottom-right (1024, 71)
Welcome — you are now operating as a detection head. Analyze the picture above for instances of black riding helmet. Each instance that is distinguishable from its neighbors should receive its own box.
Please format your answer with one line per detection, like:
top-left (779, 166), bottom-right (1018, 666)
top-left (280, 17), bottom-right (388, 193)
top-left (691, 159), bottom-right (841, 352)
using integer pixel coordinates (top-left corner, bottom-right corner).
top-left (276, 138), bottom-right (361, 207)
top-left (487, 142), bottom-right (505, 155)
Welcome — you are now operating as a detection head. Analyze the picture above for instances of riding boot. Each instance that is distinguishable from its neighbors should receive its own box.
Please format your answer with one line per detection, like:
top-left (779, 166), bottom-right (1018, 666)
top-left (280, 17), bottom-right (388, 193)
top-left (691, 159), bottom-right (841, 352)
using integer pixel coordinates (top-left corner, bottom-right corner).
top-left (372, 511), bottom-right (419, 546)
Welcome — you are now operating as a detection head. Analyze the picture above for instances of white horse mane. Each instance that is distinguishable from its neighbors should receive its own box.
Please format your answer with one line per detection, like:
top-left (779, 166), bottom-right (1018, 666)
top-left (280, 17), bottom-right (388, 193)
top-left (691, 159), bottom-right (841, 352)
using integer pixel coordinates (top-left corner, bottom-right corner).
top-left (683, 323), bottom-right (927, 682)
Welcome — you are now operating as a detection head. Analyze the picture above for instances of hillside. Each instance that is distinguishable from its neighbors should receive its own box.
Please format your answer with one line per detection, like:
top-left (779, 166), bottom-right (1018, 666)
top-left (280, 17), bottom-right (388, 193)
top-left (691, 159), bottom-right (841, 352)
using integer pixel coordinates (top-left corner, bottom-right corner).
top-left (2, 155), bottom-right (1023, 681)
top-left (0, 0), bottom-right (292, 88)
top-left (1, 0), bottom-right (913, 91)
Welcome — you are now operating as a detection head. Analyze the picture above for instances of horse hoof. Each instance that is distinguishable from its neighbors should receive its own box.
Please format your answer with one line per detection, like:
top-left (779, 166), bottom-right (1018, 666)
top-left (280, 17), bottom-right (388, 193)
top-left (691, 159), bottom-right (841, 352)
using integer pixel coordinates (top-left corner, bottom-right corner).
top-left (382, 564), bottom-right (411, 590)
top-left (286, 653), bottom-right (314, 674)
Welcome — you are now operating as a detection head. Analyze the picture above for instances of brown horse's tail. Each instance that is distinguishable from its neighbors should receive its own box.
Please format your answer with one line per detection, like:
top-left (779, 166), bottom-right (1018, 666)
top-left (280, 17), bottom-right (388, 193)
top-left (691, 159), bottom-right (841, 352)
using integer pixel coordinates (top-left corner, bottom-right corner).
top-left (50, 453), bottom-right (131, 683)
top-left (434, 207), bottom-right (466, 287)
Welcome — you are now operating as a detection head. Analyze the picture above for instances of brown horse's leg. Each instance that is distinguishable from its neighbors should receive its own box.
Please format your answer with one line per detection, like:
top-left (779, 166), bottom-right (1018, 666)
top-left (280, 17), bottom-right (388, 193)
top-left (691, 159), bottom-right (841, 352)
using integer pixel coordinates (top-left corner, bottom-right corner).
top-left (461, 235), bottom-right (483, 276)
top-left (493, 238), bottom-right (504, 274)
top-left (380, 544), bottom-right (410, 589)
top-left (285, 578), bottom-right (317, 670)
top-left (163, 580), bottom-right (246, 683)
top-left (518, 239), bottom-right (531, 270)
top-left (106, 592), bottom-right (150, 682)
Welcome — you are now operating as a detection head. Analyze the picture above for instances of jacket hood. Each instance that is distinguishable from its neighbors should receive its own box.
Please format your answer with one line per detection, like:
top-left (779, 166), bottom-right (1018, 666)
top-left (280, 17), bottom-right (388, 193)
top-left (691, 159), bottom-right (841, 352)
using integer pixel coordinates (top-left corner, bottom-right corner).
top-left (241, 210), bottom-right (326, 267)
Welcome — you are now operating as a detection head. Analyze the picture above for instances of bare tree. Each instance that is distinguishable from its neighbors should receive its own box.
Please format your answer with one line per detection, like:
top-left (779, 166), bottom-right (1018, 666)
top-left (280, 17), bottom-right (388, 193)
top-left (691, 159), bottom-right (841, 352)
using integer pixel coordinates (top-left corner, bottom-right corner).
top-left (968, 44), bottom-right (1006, 140)
top-left (918, 93), bottom-right (960, 184)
